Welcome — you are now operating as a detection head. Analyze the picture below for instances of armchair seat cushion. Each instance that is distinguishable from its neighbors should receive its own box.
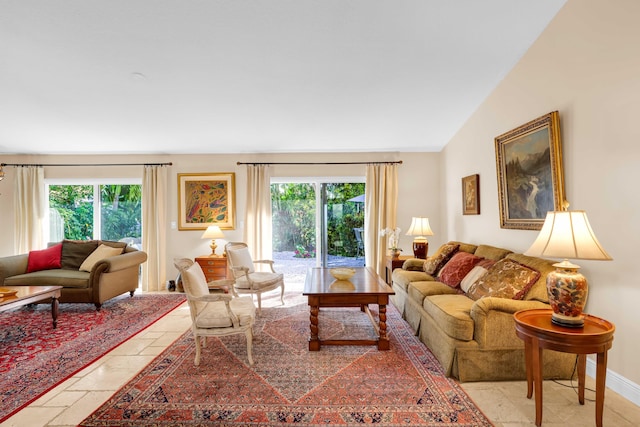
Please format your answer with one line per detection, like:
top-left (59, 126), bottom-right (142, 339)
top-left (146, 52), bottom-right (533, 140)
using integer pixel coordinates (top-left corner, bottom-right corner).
top-left (235, 272), bottom-right (284, 290)
top-left (195, 296), bottom-right (256, 328)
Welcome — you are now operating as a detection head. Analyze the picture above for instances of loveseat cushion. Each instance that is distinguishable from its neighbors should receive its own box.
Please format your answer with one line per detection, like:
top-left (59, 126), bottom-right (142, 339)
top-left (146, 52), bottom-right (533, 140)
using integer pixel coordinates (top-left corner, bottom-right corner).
top-left (466, 258), bottom-right (540, 301)
top-left (437, 252), bottom-right (483, 288)
top-left (4, 269), bottom-right (90, 288)
top-left (407, 280), bottom-right (460, 305)
top-left (422, 294), bottom-right (475, 341)
top-left (27, 243), bottom-right (62, 273)
top-left (61, 240), bottom-right (99, 270)
top-left (423, 243), bottom-right (459, 275)
top-left (79, 244), bottom-right (124, 272)
top-left (505, 253), bottom-right (555, 302)
top-left (392, 269), bottom-right (435, 292)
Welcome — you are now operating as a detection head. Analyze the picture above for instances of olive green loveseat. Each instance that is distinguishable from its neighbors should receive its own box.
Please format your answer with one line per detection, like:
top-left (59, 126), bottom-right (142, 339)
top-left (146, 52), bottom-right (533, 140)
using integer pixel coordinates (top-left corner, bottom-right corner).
top-left (0, 239), bottom-right (147, 310)
top-left (391, 241), bottom-right (576, 382)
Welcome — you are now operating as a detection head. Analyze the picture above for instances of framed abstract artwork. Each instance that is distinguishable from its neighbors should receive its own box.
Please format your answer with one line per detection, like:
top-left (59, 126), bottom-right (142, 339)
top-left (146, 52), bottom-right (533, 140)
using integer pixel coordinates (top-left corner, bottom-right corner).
top-left (495, 111), bottom-right (565, 230)
top-left (178, 172), bottom-right (236, 230)
top-left (462, 174), bottom-right (480, 215)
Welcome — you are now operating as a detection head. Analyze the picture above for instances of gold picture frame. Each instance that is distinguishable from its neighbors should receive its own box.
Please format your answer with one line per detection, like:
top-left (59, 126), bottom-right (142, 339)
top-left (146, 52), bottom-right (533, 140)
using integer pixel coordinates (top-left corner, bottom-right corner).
top-left (462, 174), bottom-right (480, 215)
top-left (178, 172), bottom-right (236, 230)
top-left (495, 111), bottom-right (565, 230)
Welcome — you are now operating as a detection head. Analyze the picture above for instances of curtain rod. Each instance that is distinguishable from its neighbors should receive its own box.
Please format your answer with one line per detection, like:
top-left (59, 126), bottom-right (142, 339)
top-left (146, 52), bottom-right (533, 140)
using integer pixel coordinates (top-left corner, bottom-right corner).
top-left (237, 160), bottom-right (402, 166)
top-left (1, 162), bottom-right (172, 167)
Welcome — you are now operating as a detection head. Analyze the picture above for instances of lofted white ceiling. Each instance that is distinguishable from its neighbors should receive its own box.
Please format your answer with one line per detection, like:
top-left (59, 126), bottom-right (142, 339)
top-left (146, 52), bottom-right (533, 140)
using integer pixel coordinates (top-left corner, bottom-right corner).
top-left (0, 0), bottom-right (566, 155)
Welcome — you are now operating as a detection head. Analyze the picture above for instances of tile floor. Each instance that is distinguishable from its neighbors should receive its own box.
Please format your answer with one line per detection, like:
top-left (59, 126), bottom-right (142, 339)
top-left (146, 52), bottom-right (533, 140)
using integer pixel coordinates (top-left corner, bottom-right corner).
top-left (3, 282), bottom-right (640, 427)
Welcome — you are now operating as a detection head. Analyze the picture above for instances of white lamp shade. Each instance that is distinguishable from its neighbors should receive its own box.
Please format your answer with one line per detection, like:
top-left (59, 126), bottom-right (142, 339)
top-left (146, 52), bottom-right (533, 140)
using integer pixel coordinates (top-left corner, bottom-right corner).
top-left (524, 211), bottom-right (612, 261)
top-left (201, 225), bottom-right (225, 239)
top-left (405, 217), bottom-right (434, 238)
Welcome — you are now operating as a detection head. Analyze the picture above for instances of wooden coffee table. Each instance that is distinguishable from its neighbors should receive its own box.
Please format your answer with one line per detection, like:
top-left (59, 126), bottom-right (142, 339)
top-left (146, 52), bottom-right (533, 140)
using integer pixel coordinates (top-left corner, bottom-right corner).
top-left (0, 285), bottom-right (63, 328)
top-left (303, 267), bottom-right (395, 351)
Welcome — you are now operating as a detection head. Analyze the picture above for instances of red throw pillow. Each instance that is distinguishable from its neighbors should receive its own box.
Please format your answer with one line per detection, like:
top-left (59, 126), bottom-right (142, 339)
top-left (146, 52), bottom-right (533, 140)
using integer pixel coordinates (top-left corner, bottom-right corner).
top-left (437, 252), bottom-right (483, 288)
top-left (27, 243), bottom-right (63, 273)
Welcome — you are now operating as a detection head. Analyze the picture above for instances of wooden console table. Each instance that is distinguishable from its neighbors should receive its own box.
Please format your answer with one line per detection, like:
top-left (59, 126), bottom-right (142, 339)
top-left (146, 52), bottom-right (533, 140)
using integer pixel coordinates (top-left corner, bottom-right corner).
top-left (514, 309), bottom-right (615, 427)
top-left (195, 255), bottom-right (228, 282)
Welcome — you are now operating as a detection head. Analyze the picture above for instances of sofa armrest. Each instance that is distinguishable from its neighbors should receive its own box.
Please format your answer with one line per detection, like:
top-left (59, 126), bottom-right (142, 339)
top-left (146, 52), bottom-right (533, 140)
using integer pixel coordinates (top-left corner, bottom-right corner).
top-left (470, 297), bottom-right (551, 347)
top-left (402, 258), bottom-right (424, 271)
top-left (0, 254), bottom-right (29, 285)
top-left (92, 250), bottom-right (148, 274)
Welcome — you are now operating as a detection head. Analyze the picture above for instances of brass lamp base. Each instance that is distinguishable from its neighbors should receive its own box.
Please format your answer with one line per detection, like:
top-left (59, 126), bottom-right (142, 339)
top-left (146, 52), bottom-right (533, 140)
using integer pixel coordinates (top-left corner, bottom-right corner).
top-left (209, 239), bottom-right (219, 257)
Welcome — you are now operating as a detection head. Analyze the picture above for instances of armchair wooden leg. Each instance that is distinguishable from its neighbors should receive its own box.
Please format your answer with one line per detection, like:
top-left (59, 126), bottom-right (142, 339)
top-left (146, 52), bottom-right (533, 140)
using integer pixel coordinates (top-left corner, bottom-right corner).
top-left (256, 294), bottom-right (262, 315)
top-left (279, 284), bottom-right (285, 306)
top-left (194, 334), bottom-right (202, 366)
top-left (246, 329), bottom-right (254, 365)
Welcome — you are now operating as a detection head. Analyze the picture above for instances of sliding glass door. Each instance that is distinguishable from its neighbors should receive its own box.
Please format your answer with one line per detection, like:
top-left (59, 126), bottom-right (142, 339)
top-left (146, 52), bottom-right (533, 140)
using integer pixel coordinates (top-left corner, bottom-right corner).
top-left (271, 180), bottom-right (365, 270)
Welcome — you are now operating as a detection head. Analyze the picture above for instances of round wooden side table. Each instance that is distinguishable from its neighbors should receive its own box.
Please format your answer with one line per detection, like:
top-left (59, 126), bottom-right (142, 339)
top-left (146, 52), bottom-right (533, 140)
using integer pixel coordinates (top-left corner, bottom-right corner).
top-left (514, 308), bottom-right (614, 427)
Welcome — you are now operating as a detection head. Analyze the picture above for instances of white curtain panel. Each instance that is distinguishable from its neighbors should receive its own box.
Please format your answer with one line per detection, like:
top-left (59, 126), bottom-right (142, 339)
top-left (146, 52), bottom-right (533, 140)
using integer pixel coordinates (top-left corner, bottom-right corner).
top-left (244, 164), bottom-right (272, 264)
top-left (142, 164), bottom-right (168, 292)
top-left (365, 163), bottom-right (398, 276)
top-left (14, 166), bottom-right (45, 253)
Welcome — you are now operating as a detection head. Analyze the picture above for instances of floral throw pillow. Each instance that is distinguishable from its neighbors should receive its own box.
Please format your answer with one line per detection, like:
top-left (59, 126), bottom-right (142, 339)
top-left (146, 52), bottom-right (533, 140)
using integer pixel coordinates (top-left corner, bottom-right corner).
top-left (460, 259), bottom-right (496, 293)
top-left (437, 252), bottom-right (483, 288)
top-left (423, 243), bottom-right (459, 275)
top-left (466, 258), bottom-right (540, 301)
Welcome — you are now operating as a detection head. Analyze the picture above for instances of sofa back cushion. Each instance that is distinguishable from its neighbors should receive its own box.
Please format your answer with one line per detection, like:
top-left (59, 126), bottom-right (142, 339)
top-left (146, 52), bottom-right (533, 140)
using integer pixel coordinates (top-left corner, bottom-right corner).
top-left (473, 245), bottom-right (513, 261)
top-left (27, 243), bottom-right (63, 273)
top-left (79, 244), bottom-right (124, 272)
top-left (423, 243), bottom-right (459, 275)
top-left (61, 240), bottom-right (99, 270)
top-left (466, 258), bottom-right (540, 301)
top-left (448, 241), bottom-right (478, 255)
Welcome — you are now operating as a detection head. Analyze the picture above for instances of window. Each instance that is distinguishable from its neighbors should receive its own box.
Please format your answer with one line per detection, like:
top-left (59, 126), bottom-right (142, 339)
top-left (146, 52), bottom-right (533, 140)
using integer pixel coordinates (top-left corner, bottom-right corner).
top-left (47, 180), bottom-right (142, 247)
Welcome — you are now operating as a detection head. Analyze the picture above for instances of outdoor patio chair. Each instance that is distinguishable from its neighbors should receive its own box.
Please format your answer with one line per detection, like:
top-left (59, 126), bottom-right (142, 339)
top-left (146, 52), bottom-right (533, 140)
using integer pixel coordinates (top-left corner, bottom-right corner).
top-left (225, 242), bottom-right (285, 314)
top-left (173, 258), bottom-right (256, 366)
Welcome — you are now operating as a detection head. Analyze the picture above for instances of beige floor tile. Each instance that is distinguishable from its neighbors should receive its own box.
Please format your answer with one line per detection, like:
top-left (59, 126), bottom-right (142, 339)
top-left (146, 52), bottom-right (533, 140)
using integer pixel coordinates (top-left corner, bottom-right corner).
top-left (1, 406), bottom-right (65, 427)
top-left (47, 391), bottom-right (115, 426)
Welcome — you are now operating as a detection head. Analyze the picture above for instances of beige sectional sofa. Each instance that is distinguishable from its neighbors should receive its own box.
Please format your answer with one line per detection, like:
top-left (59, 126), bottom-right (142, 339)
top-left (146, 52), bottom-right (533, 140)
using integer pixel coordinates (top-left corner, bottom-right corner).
top-left (391, 241), bottom-right (576, 382)
top-left (0, 239), bottom-right (147, 310)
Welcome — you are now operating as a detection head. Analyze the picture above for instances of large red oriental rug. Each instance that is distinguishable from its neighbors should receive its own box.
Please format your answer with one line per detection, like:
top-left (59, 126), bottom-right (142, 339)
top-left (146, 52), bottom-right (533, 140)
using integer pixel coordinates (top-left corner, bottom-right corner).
top-left (81, 292), bottom-right (493, 426)
top-left (0, 292), bottom-right (186, 423)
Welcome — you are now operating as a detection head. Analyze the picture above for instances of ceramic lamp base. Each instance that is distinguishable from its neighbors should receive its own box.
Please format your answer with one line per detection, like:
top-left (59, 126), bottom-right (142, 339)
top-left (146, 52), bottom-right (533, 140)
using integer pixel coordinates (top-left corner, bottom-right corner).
top-left (546, 260), bottom-right (588, 328)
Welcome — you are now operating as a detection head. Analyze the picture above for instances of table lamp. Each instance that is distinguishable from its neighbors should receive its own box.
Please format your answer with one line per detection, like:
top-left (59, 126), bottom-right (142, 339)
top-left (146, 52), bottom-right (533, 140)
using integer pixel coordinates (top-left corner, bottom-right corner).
top-left (524, 210), bottom-right (612, 327)
top-left (201, 225), bottom-right (225, 256)
top-left (405, 217), bottom-right (434, 259)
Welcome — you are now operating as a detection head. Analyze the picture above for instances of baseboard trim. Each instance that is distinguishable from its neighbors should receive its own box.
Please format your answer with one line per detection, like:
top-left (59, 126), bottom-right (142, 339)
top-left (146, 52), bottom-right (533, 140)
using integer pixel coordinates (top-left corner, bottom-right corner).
top-left (586, 358), bottom-right (640, 406)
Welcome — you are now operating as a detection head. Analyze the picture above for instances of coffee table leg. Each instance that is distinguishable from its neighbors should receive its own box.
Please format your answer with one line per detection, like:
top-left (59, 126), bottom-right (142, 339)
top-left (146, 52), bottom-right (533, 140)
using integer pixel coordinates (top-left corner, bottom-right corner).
top-left (309, 305), bottom-right (320, 351)
top-left (377, 304), bottom-right (390, 350)
top-left (51, 296), bottom-right (59, 328)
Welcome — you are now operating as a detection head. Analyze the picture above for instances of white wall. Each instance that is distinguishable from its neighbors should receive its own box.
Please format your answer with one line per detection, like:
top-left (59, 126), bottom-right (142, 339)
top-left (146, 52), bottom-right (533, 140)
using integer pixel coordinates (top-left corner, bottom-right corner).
top-left (442, 0), bottom-right (640, 389)
top-left (0, 150), bottom-right (442, 272)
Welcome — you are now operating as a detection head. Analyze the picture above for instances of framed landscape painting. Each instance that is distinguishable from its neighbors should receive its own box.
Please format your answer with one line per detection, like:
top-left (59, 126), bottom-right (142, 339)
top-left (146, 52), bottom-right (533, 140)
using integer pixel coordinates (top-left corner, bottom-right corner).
top-left (178, 172), bottom-right (236, 230)
top-left (462, 174), bottom-right (480, 215)
top-left (494, 111), bottom-right (565, 230)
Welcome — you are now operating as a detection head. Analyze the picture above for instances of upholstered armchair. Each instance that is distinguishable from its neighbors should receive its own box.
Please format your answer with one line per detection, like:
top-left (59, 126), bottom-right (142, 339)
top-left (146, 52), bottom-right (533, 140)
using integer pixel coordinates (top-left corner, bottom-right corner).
top-left (225, 242), bottom-right (285, 314)
top-left (174, 258), bottom-right (256, 366)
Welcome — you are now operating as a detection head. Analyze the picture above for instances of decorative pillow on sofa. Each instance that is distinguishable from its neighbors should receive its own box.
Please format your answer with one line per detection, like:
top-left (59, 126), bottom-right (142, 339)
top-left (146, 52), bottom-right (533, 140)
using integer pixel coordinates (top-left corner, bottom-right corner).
top-left (466, 258), bottom-right (540, 301)
top-left (61, 240), bottom-right (100, 270)
top-left (79, 244), bottom-right (124, 272)
top-left (437, 252), bottom-right (482, 288)
top-left (27, 243), bottom-right (63, 273)
top-left (423, 243), bottom-right (459, 275)
top-left (459, 259), bottom-right (495, 293)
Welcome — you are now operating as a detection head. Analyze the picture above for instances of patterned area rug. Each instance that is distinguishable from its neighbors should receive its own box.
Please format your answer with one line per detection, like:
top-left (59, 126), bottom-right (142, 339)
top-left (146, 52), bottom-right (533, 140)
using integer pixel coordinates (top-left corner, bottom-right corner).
top-left (81, 291), bottom-right (492, 426)
top-left (0, 292), bottom-right (186, 423)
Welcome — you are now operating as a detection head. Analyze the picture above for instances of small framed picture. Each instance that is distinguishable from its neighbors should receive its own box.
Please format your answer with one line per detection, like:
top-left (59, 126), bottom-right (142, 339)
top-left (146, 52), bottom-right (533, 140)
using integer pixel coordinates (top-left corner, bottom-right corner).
top-left (462, 174), bottom-right (480, 215)
top-left (177, 172), bottom-right (236, 230)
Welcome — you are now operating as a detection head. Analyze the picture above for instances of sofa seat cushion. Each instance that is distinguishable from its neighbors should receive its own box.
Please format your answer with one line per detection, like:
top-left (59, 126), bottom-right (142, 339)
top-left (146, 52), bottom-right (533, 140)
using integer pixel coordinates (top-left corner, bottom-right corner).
top-left (392, 269), bottom-right (435, 293)
top-left (4, 269), bottom-right (90, 288)
top-left (422, 294), bottom-right (475, 341)
top-left (408, 280), bottom-right (460, 305)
